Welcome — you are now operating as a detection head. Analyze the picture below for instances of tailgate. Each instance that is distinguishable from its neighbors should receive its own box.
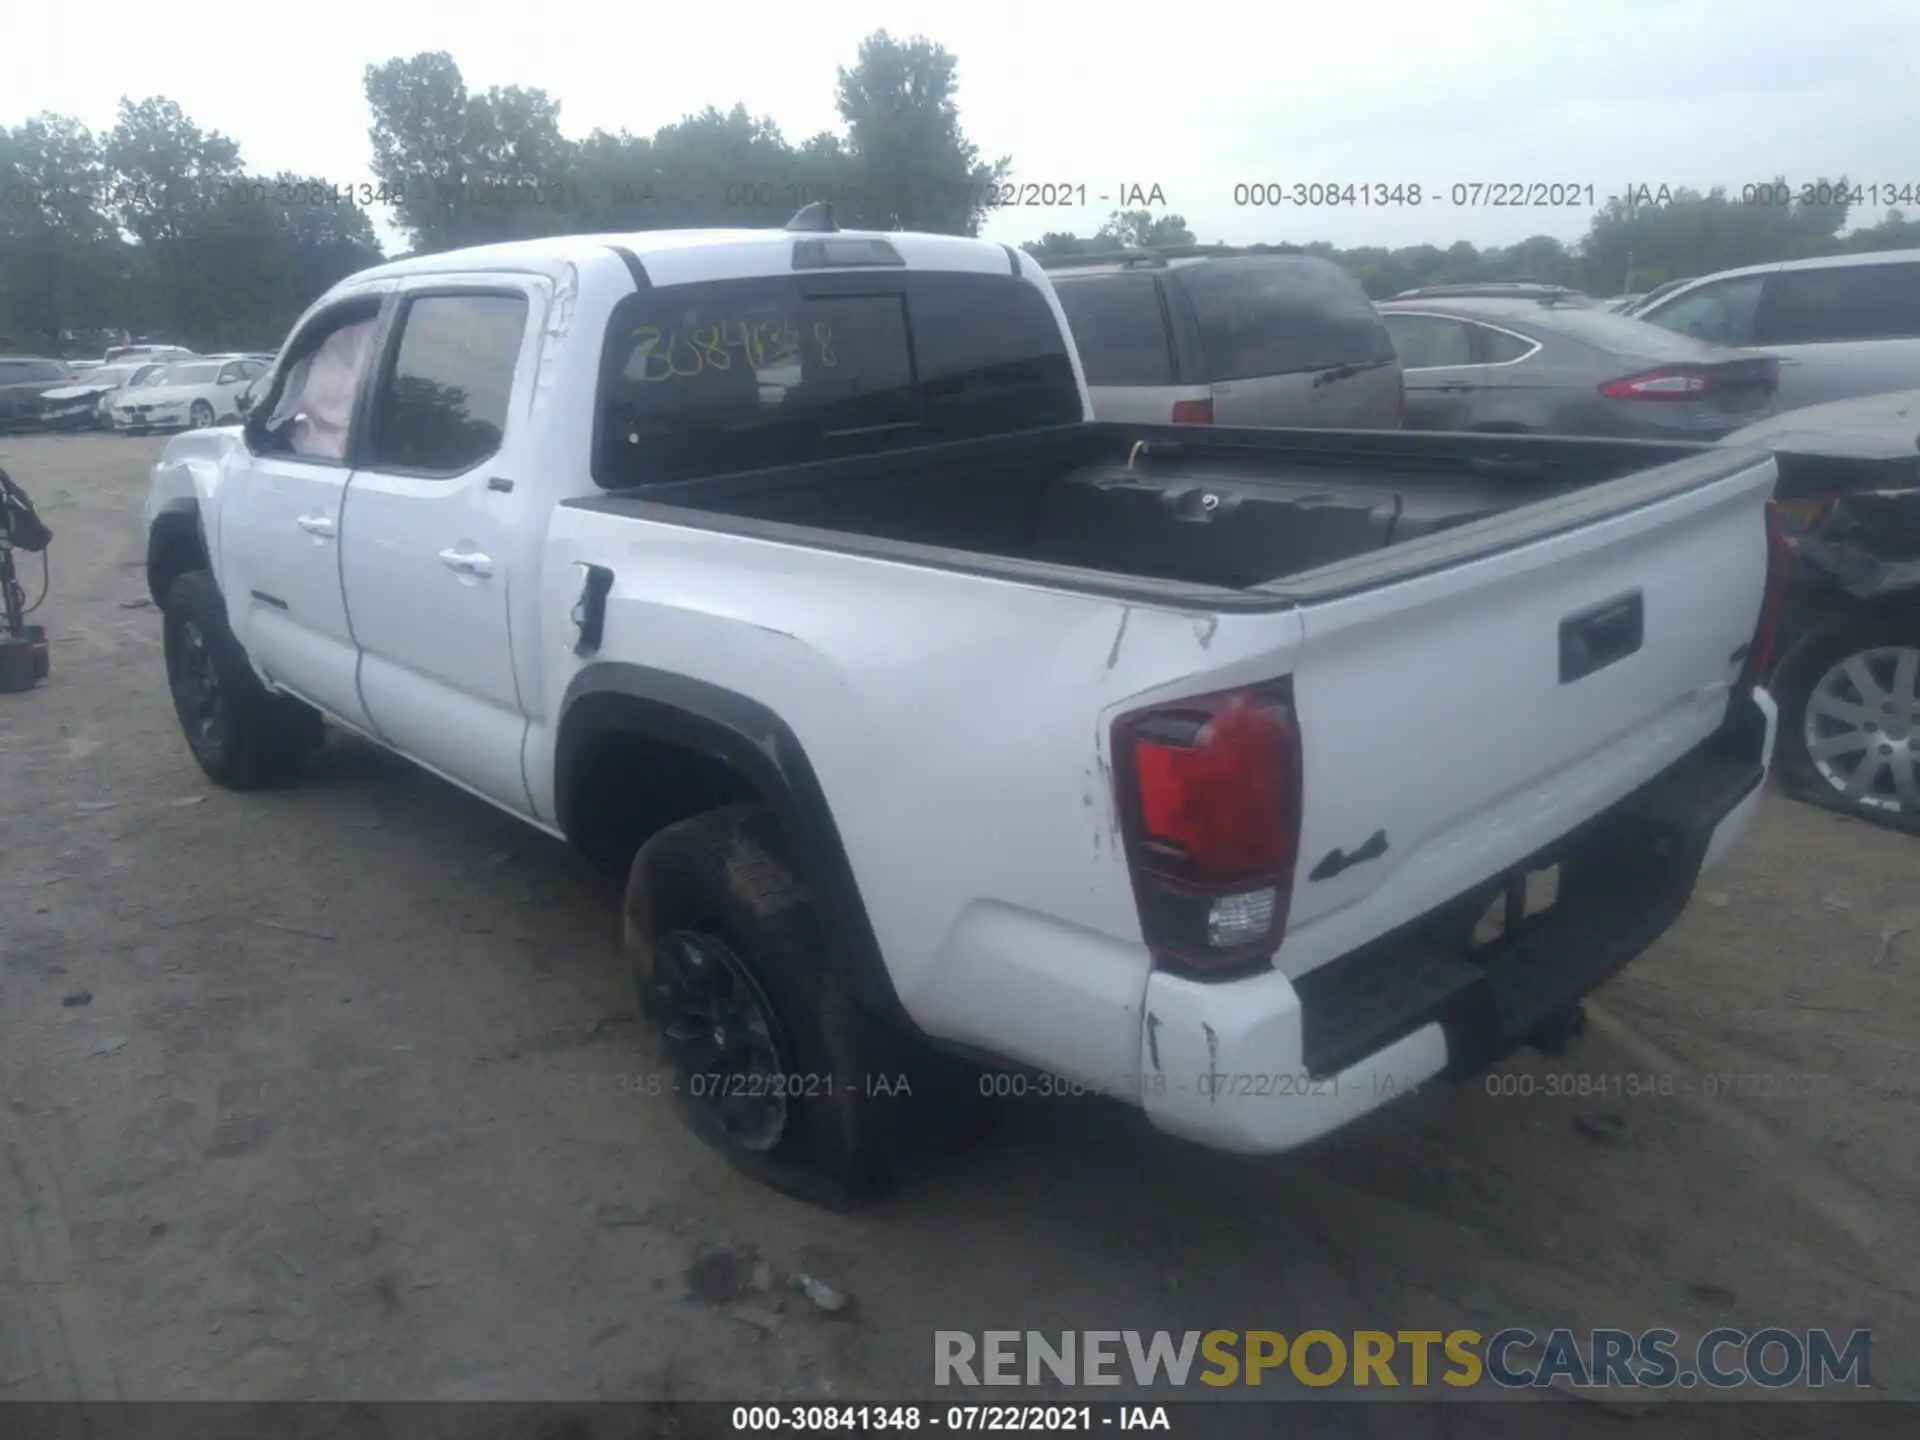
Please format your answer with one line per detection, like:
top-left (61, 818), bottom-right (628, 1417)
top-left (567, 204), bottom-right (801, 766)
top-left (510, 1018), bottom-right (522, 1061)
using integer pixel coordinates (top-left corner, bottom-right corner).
top-left (1272, 450), bottom-right (1775, 980)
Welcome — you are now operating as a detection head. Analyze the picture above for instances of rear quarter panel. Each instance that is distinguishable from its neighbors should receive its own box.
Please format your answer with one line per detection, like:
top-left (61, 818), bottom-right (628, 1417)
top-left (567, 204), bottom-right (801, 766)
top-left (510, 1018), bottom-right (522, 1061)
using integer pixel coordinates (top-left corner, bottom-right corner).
top-left (530, 503), bottom-right (1307, 1081)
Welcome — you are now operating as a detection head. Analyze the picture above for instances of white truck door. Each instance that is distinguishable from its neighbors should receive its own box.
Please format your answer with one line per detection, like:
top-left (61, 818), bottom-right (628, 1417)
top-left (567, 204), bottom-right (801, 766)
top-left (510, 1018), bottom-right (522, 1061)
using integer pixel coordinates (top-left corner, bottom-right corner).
top-left (218, 296), bottom-right (386, 734)
top-left (338, 280), bottom-right (543, 813)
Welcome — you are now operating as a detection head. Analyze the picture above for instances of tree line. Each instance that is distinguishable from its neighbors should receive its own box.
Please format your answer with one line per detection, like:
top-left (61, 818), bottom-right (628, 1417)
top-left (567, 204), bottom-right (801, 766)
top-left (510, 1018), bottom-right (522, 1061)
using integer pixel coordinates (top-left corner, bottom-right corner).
top-left (4, 34), bottom-right (1916, 357)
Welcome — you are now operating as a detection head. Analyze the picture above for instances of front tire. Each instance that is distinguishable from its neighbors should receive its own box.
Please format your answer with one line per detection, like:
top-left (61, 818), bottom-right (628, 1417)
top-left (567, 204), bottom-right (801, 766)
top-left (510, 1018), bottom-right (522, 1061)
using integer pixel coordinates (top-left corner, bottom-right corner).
top-left (1774, 619), bottom-right (1920, 833)
top-left (624, 804), bottom-right (912, 1209)
top-left (188, 400), bottom-right (215, 429)
top-left (162, 570), bottom-right (323, 789)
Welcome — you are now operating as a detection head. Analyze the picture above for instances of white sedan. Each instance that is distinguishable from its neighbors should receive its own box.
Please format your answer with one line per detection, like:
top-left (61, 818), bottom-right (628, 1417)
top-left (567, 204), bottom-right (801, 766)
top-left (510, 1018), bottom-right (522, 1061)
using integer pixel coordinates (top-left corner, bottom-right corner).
top-left (108, 357), bottom-right (269, 433)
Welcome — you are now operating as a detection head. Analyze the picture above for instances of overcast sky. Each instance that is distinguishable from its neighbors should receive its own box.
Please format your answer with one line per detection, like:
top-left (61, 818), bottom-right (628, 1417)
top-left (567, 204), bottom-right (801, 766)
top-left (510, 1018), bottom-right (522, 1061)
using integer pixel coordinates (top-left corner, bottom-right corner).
top-left (8, 0), bottom-right (1917, 255)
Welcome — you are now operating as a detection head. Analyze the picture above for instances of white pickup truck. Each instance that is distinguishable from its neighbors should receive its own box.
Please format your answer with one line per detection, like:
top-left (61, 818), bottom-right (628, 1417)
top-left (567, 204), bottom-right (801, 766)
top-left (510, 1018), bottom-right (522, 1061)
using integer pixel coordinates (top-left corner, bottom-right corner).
top-left (144, 213), bottom-right (1782, 1206)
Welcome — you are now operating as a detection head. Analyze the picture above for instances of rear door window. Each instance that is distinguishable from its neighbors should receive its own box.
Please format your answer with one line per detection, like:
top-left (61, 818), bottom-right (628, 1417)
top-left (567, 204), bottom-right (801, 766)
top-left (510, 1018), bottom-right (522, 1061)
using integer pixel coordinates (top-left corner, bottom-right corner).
top-left (1175, 257), bottom-right (1395, 381)
top-left (596, 271), bottom-right (1081, 487)
top-left (1382, 313), bottom-right (1479, 368)
top-left (1475, 326), bottom-right (1537, 363)
top-left (1754, 262), bottom-right (1920, 344)
top-left (1052, 274), bottom-right (1174, 386)
top-left (366, 292), bottom-right (528, 475)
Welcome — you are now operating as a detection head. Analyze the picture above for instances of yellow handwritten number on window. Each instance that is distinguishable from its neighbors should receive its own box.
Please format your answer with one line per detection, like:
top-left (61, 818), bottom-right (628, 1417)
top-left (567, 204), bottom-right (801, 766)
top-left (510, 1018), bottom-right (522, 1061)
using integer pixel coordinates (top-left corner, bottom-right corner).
top-left (691, 326), bottom-right (731, 371)
top-left (628, 319), bottom-right (834, 382)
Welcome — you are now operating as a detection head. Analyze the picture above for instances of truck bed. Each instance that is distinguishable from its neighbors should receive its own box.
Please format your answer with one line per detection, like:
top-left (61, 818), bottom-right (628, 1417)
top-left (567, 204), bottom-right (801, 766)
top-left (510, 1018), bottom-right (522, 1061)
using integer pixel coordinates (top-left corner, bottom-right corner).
top-left (571, 423), bottom-right (1751, 596)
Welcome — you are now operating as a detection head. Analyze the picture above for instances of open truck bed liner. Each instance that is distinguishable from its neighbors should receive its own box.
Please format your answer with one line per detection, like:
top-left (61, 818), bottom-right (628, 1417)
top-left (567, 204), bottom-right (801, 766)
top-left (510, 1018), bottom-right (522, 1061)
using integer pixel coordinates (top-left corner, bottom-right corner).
top-left (568, 422), bottom-right (1766, 602)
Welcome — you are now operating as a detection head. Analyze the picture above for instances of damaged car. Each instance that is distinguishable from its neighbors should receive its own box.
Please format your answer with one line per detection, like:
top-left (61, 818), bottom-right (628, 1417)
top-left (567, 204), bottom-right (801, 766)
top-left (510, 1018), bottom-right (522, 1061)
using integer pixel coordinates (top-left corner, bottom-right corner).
top-left (1726, 391), bottom-right (1920, 831)
top-left (36, 360), bottom-right (168, 432)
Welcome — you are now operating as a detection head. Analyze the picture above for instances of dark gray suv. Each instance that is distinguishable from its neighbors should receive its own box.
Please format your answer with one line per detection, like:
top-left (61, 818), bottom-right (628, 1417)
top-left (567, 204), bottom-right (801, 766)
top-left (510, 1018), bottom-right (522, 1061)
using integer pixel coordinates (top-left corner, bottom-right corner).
top-left (1045, 251), bottom-right (1404, 429)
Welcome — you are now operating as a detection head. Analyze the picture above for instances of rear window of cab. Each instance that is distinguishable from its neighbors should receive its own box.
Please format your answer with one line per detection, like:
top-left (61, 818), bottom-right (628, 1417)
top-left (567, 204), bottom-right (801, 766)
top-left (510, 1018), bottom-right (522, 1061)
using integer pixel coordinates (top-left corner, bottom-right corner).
top-left (593, 271), bottom-right (1083, 488)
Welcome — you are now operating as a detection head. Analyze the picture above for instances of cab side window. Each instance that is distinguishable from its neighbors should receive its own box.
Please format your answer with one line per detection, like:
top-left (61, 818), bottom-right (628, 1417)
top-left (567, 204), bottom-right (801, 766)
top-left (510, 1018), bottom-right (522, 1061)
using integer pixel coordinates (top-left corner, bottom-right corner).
top-left (1383, 313), bottom-right (1477, 368)
top-left (364, 293), bottom-right (527, 476)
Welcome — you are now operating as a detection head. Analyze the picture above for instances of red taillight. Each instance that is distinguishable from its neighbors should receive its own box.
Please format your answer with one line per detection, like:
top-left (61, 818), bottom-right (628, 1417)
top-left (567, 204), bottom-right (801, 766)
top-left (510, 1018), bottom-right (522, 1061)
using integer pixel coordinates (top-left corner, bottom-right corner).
top-left (1171, 398), bottom-right (1214, 425)
top-left (1599, 366), bottom-right (1714, 401)
top-left (1114, 686), bottom-right (1302, 974)
top-left (1740, 502), bottom-right (1788, 690)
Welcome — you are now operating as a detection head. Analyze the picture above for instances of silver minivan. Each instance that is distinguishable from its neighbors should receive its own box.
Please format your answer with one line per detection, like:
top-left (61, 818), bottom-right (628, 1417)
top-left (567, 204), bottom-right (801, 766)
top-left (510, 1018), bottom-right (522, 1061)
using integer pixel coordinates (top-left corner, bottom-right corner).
top-left (1047, 251), bottom-right (1404, 429)
top-left (1629, 249), bottom-right (1920, 411)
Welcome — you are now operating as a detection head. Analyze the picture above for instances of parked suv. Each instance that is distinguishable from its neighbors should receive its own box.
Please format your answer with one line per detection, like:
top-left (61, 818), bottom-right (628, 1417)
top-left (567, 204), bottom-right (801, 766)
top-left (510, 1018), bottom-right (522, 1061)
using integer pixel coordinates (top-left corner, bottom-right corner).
top-left (1630, 249), bottom-right (1920, 411)
top-left (1045, 250), bottom-right (1403, 428)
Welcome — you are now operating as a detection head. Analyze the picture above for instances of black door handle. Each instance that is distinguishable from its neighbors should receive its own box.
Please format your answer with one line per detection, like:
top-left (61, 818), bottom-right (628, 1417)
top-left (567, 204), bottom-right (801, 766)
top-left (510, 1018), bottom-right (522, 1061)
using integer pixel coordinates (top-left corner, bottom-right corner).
top-left (1560, 591), bottom-right (1644, 683)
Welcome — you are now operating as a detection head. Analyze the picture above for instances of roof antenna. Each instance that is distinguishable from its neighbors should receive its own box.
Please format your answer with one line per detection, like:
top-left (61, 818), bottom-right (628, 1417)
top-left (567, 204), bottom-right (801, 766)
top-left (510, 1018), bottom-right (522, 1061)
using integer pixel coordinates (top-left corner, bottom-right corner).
top-left (785, 202), bottom-right (838, 233)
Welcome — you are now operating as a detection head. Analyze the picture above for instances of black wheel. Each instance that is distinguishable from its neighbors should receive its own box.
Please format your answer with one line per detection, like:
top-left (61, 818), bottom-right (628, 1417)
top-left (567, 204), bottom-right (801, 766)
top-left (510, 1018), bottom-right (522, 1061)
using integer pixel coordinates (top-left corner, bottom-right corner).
top-left (162, 570), bottom-right (324, 789)
top-left (624, 804), bottom-right (915, 1209)
top-left (1773, 618), bottom-right (1920, 834)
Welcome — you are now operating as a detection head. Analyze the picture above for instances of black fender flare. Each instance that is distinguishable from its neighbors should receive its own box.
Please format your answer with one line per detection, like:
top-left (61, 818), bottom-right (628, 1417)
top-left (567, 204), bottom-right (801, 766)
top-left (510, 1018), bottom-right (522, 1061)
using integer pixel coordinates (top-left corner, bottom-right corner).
top-left (147, 497), bottom-right (209, 607)
top-left (555, 663), bottom-right (917, 1036)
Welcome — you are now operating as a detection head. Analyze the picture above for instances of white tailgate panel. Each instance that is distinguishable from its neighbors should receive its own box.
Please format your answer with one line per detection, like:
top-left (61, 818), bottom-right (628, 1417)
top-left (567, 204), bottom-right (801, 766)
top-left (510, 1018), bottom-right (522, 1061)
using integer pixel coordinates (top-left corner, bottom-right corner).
top-left (1277, 463), bottom-right (1772, 980)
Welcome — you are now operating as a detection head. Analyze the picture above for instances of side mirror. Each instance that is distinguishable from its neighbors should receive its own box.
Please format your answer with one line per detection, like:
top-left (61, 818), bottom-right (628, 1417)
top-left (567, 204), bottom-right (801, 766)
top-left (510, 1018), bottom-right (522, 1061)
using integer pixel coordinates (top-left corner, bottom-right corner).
top-left (236, 385), bottom-right (257, 415)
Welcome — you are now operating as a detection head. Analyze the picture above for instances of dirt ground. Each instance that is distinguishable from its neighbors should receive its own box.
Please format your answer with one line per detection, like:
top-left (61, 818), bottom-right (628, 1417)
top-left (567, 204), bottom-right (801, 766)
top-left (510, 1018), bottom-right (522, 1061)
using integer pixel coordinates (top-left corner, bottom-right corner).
top-left (3, 432), bottom-right (1917, 1427)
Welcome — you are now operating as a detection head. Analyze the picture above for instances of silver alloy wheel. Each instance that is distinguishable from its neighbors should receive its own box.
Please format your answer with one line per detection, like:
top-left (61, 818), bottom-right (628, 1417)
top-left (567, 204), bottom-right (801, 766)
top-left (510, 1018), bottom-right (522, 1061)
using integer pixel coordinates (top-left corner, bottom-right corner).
top-left (188, 400), bottom-right (214, 429)
top-left (1803, 645), bottom-right (1920, 816)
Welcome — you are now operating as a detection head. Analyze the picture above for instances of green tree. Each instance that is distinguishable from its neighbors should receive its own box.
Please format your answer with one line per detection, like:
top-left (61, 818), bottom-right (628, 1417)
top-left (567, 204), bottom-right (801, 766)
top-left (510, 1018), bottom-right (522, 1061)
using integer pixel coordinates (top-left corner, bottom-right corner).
top-left (363, 52), bottom-right (578, 252)
top-left (1580, 177), bottom-right (1853, 292)
top-left (1096, 210), bottom-right (1195, 248)
top-left (102, 97), bottom-right (243, 245)
top-left (833, 31), bottom-right (1007, 234)
top-left (1, 115), bottom-right (120, 349)
top-left (1023, 231), bottom-right (1095, 262)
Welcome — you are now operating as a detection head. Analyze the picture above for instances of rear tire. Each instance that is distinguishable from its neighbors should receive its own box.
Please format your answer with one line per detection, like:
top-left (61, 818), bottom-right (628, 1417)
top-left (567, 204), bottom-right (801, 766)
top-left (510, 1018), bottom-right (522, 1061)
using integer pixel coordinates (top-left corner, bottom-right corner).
top-left (162, 570), bottom-right (323, 790)
top-left (1773, 618), bottom-right (1920, 834)
top-left (624, 804), bottom-right (918, 1210)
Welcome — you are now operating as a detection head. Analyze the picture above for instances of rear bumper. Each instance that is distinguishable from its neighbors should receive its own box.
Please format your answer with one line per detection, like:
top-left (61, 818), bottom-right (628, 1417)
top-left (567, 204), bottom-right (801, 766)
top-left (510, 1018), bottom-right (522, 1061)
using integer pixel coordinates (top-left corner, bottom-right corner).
top-left (1138, 687), bottom-right (1776, 1154)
